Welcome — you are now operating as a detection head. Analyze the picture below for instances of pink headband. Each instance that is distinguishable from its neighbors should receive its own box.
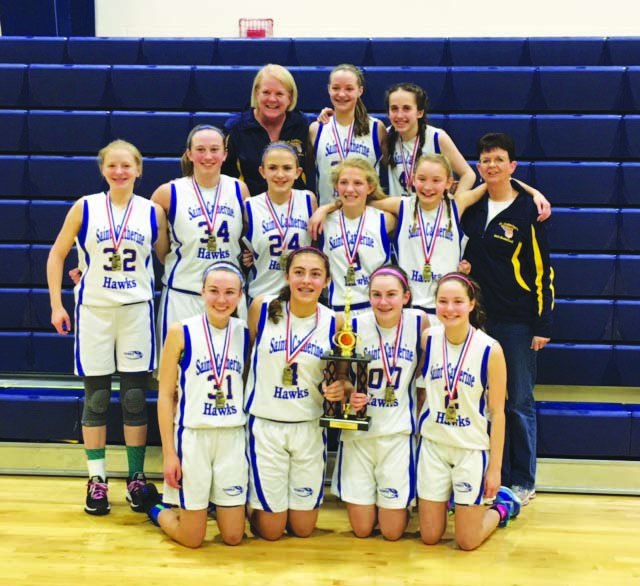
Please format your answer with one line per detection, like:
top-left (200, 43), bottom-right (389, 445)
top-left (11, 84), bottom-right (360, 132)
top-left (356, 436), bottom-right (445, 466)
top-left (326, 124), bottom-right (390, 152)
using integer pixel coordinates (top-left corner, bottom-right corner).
top-left (439, 273), bottom-right (475, 293)
top-left (371, 268), bottom-right (409, 289)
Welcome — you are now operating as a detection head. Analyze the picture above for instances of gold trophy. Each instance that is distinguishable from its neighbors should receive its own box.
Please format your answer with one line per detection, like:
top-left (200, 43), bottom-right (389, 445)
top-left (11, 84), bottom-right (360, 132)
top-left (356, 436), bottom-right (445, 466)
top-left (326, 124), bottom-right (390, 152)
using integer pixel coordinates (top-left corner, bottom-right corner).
top-left (320, 289), bottom-right (371, 431)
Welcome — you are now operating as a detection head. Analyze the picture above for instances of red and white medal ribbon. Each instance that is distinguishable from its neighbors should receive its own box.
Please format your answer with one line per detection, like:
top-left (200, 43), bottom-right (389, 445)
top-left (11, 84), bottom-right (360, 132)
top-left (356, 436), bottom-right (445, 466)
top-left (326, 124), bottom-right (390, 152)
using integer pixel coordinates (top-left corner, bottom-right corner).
top-left (105, 191), bottom-right (134, 253)
top-left (331, 117), bottom-right (355, 161)
top-left (285, 304), bottom-right (320, 365)
top-left (417, 201), bottom-right (444, 267)
top-left (442, 326), bottom-right (475, 403)
top-left (265, 191), bottom-right (294, 251)
top-left (339, 209), bottom-right (367, 269)
top-left (192, 176), bottom-right (222, 236)
top-left (376, 314), bottom-right (404, 388)
top-left (202, 314), bottom-right (232, 390)
top-left (399, 136), bottom-right (420, 192)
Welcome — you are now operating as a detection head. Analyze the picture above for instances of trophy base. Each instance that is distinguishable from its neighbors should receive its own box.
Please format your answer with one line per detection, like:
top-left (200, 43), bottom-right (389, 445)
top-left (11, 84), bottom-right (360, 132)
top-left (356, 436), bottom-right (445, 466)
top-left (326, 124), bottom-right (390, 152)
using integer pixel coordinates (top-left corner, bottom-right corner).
top-left (319, 415), bottom-right (370, 431)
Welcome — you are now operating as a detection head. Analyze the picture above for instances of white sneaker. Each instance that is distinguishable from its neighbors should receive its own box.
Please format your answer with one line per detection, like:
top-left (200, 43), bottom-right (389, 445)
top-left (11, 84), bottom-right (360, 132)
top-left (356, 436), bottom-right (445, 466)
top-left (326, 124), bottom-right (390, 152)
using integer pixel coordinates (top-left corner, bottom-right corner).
top-left (511, 485), bottom-right (535, 506)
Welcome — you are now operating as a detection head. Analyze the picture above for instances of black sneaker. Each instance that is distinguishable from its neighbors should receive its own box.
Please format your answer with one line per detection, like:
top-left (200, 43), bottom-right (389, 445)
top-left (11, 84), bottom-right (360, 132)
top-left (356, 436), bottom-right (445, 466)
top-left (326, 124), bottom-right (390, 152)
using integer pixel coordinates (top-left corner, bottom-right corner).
top-left (139, 482), bottom-right (164, 525)
top-left (126, 472), bottom-right (147, 512)
top-left (85, 476), bottom-right (110, 516)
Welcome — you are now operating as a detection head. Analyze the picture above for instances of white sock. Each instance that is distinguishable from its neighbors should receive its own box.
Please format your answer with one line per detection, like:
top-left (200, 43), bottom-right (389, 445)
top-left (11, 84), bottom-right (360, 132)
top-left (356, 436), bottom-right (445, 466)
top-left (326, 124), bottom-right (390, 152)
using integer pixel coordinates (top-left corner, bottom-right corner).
top-left (87, 459), bottom-right (107, 481)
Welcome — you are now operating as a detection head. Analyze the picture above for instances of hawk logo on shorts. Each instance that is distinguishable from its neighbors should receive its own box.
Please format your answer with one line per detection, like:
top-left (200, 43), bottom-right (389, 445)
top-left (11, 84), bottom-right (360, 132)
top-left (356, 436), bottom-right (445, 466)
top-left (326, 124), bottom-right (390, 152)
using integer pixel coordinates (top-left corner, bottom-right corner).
top-left (293, 487), bottom-right (313, 498)
top-left (378, 488), bottom-right (399, 500)
top-left (124, 350), bottom-right (144, 360)
top-left (454, 482), bottom-right (473, 493)
top-left (223, 485), bottom-right (244, 497)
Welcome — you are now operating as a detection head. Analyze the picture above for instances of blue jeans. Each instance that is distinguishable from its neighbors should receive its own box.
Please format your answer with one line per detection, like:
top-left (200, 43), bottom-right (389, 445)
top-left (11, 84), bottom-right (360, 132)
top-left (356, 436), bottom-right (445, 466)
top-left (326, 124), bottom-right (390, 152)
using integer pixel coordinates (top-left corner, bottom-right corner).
top-left (485, 319), bottom-right (537, 490)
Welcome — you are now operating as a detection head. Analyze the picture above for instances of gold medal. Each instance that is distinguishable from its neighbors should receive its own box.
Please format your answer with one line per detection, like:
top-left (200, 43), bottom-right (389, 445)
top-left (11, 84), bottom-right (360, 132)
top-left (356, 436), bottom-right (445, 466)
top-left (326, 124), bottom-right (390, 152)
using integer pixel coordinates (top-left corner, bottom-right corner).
top-left (345, 265), bottom-right (356, 286)
top-left (207, 233), bottom-right (217, 252)
top-left (282, 365), bottom-right (294, 386)
top-left (111, 252), bottom-right (122, 271)
top-left (215, 386), bottom-right (226, 409)
top-left (279, 253), bottom-right (288, 271)
top-left (445, 403), bottom-right (457, 423)
top-left (384, 385), bottom-right (396, 406)
top-left (422, 262), bottom-right (432, 282)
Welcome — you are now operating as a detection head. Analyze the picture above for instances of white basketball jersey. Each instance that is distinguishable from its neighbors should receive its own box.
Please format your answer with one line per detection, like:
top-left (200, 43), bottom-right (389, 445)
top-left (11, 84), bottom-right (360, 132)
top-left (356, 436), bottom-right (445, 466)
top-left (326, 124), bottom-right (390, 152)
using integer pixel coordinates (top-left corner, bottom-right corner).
top-left (163, 175), bottom-right (244, 294)
top-left (76, 192), bottom-right (156, 307)
top-left (419, 327), bottom-right (497, 450)
top-left (313, 117), bottom-right (383, 206)
top-left (176, 314), bottom-right (249, 429)
top-left (396, 197), bottom-right (463, 311)
top-left (245, 190), bottom-right (314, 299)
top-left (341, 309), bottom-right (424, 441)
top-left (388, 125), bottom-right (442, 197)
top-left (321, 208), bottom-right (391, 311)
top-left (245, 298), bottom-right (336, 422)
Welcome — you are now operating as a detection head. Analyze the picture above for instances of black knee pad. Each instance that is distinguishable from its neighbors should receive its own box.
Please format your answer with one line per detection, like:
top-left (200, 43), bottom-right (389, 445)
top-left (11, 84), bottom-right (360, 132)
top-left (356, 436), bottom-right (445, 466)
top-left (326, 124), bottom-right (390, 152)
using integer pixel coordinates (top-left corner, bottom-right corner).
top-left (120, 372), bottom-right (148, 426)
top-left (82, 375), bottom-right (112, 427)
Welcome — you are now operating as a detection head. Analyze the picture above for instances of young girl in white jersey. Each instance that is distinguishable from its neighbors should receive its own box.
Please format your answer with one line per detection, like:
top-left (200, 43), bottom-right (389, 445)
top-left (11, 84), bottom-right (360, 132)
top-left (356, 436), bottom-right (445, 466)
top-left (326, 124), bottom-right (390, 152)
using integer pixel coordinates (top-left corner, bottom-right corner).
top-left (47, 140), bottom-right (168, 517)
top-left (245, 247), bottom-right (345, 540)
top-left (318, 158), bottom-right (395, 315)
top-left (312, 153), bottom-right (549, 325)
top-left (308, 64), bottom-right (386, 206)
top-left (243, 142), bottom-right (317, 301)
top-left (140, 262), bottom-right (249, 547)
top-left (153, 125), bottom-right (250, 349)
top-left (386, 83), bottom-right (476, 197)
top-left (332, 265), bottom-right (429, 540)
top-left (417, 272), bottom-right (520, 551)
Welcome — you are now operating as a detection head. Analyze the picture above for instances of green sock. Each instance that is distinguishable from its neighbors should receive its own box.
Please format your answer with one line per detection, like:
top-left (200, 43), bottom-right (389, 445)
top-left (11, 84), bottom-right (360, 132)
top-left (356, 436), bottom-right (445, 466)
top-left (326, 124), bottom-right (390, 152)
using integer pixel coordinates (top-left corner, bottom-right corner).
top-left (126, 445), bottom-right (146, 478)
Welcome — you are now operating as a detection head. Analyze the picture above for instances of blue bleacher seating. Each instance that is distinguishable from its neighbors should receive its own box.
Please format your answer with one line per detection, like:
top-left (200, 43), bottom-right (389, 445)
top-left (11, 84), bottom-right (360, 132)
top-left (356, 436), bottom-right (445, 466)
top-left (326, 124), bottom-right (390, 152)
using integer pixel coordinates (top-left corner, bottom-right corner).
top-left (549, 208), bottom-right (619, 252)
top-left (616, 255), bottom-right (640, 297)
top-left (536, 344), bottom-right (616, 386)
top-left (141, 38), bottom-right (217, 66)
top-left (622, 115), bottom-right (640, 159)
top-left (553, 299), bottom-right (614, 342)
top-left (31, 289), bottom-right (74, 330)
top-left (29, 156), bottom-right (105, 198)
top-left (535, 114), bottom-right (621, 159)
top-left (533, 162), bottom-right (619, 206)
top-left (30, 201), bottom-right (73, 242)
top-left (607, 38), bottom-right (640, 66)
top-left (537, 402), bottom-right (631, 458)
top-left (110, 65), bottom-right (192, 110)
top-left (217, 38), bottom-right (294, 66)
top-left (528, 38), bottom-right (606, 66)
top-left (449, 67), bottom-right (536, 112)
top-left (620, 163), bottom-right (640, 205)
top-left (0, 36), bottom-right (67, 64)
top-left (191, 66), bottom-right (259, 111)
top-left (31, 332), bottom-right (74, 373)
top-left (137, 157), bottom-right (182, 197)
top-left (67, 37), bottom-right (141, 65)
top-left (618, 209), bottom-right (640, 252)
top-left (444, 114), bottom-right (533, 159)
top-left (510, 160), bottom-right (533, 184)
top-left (0, 111), bottom-right (28, 153)
top-left (192, 112), bottom-right (234, 130)
top-left (614, 346), bottom-right (640, 387)
top-left (30, 244), bottom-right (77, 287)
top-left (0, 200), bottom-right (30, 241)
top-left (0, 64), bottom-right (28, 108)
top-left (550, 253), bottom-right (616, 297)
top-left (293, 38), bottom-right (371, 67)
top-left (0, 289), bottom-right (30, 328)
top-left (448, 38), bottom-right (528, 66)
top-left (0, 245), bottom-right (30, 285)
top-left (28, 110), bottom-right (111, 154)
top-left (537, 66), bottom-right (626, 111)
top-left (630, 406), bottom-right (640, 458)
top-left (28, 64), bottom-right (111, 109)
top-left (369, 38), bottom-right (447, 67)
top-left (0, 332), bottom-right (31, 372)
top-left (0, 390), bottom-right (81, 441)
top-left (362, 67), bottom-right (448, 112)
top-left (0, 156), bottom-right (28, 197)
top-left (110, 111), bottom-right (191, 157)
top-left (614, 301), bottom-right (640, 343)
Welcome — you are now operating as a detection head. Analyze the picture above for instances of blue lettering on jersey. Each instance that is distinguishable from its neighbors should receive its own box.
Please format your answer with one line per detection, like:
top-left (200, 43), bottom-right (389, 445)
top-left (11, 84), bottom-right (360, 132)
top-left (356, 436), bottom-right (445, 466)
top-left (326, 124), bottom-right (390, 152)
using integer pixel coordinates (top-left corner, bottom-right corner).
top-left (195, 356), bottom-right (243, 376)
top-left (273, 386), bottom-right (310, 399)
top-left (368, 397), bottom-right (399, 408)
top-left (435, 411), bottom-right (471, 427)
top-left (96, 227), bottom-right (145, 245)
top-left (197, 248), bottom-right (231, 260)
top-left (268, 337), bottom-right (325, 359)
top-left (362, 344), bottom-right (415, 363)
top-left (268, 259), bottom-right (281, 270)
top-left (102, 276), bottom-right (138, 289)
top-left (325, 141), bottom-right (371, 158)
top-left (202, 403), bottom-right (238, 417)
top-left (260, 217), bottom-right (307, 234)
top-left (328, 233), bottom-right (375, 250)
top-left (188, 203), bottom-right (236, 221)
top-left (429, 365), bottom-right (475, 388)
